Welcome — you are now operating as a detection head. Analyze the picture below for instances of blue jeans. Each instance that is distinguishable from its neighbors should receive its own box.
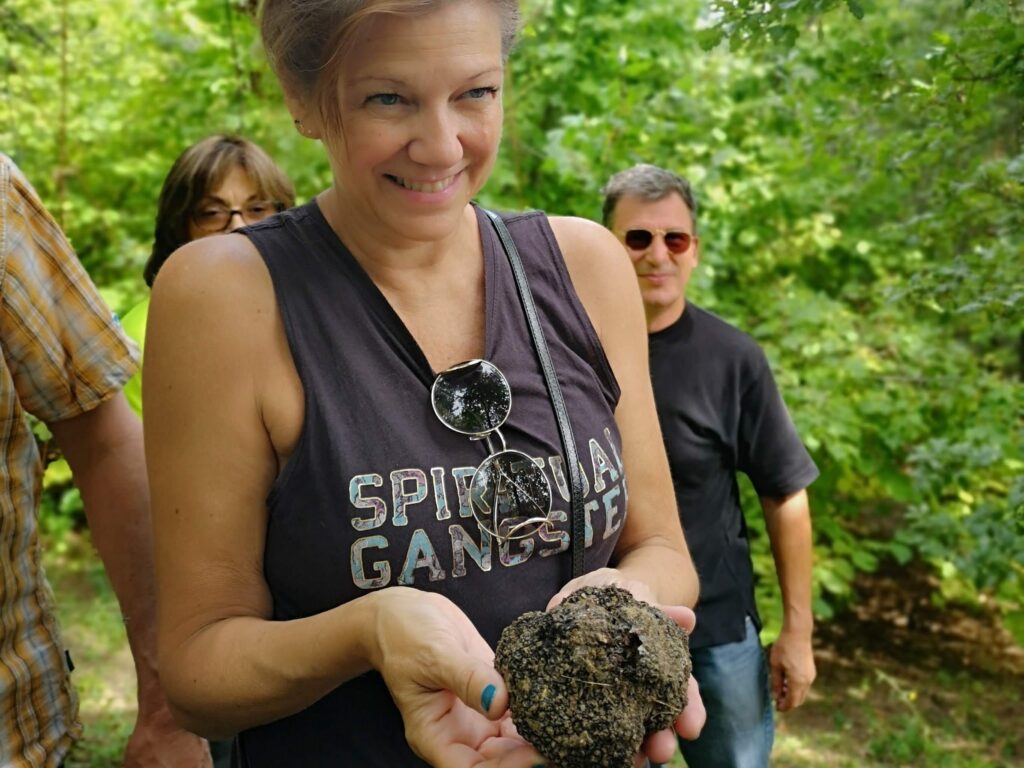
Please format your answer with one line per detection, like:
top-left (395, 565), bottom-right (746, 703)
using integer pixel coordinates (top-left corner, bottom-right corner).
top-left (678, 615), bottom-right (774, 768)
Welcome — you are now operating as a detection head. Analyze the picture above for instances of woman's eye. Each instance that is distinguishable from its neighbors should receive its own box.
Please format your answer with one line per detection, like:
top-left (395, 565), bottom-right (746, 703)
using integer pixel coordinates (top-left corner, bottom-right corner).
top-left (367, 93), bottom-right (402, 106)
top-left (464, 86), bottom-right (499, 100)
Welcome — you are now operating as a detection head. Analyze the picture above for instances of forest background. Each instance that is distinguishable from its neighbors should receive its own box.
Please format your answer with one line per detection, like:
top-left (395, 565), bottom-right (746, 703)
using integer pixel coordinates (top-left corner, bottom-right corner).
top-left (2, 0), bottom-right (1022, 765)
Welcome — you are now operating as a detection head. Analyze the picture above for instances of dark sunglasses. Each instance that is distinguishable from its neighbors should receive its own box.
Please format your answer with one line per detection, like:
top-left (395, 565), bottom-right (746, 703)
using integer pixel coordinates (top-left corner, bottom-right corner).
top-left (619, 228), bottom-right (694, 254)
top-left (431, 359), bottom-right (554, 543)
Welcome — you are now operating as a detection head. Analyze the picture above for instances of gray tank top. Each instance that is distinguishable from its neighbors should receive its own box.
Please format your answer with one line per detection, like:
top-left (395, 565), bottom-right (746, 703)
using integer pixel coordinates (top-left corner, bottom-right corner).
top-left (236, 201), bottom-right (625, 766)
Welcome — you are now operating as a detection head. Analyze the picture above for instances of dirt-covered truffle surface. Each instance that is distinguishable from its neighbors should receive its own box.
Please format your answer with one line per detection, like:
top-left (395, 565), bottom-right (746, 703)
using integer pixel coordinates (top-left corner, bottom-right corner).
top-left (495, 586), bottom-right (691, 768)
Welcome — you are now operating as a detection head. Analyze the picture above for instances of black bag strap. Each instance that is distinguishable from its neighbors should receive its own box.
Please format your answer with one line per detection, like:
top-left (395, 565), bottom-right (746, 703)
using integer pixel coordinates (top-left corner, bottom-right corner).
top-left (482, 208), bottom-right (586, 581)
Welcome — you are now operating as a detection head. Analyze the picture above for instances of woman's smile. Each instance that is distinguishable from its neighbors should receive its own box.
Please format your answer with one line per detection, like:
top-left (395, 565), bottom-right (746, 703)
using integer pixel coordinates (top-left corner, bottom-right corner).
top-left (385, 171), bottom-right (461, 195)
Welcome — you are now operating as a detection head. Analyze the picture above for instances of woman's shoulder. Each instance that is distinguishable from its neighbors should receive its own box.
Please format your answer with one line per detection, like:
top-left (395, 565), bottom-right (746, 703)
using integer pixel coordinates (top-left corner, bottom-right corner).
top-left (547, 215), bottom-right (635, 278)
top-left (154, 232), bottom-right (268, 301)
top-left (545, 215), bottom-right (641, 326)
top-left (149, 232), bottom-right (277, 342)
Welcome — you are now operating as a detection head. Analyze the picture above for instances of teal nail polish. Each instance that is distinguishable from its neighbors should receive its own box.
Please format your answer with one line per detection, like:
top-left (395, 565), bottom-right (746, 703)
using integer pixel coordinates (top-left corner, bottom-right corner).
top-left (481, 683), bottom-right (496, 712)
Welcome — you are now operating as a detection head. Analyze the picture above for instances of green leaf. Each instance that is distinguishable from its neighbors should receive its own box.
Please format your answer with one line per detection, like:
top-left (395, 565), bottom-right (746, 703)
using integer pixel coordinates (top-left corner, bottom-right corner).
top-left (696, 27), bottom-right (725, 52)
top-left (58, 487), bottom-right (83, 517)
top-left (43, 458), bottom-right (73, 487)
top-left (889, 542), bottom-right (914, 565)
top-left (851, 550), bottom-right (880, 572)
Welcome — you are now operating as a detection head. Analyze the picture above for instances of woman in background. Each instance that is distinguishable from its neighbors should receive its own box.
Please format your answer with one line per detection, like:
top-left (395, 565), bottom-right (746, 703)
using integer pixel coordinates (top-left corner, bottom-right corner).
top-left (121, 135), bottom-right (295, 415)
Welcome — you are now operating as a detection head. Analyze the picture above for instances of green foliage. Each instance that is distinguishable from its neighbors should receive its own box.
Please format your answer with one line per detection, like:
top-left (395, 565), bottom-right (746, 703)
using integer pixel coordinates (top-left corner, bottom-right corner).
top-left (1, 0), bottom-right (328, 285)
top-left (3, 0), bottom-right (1021, 629)
top-left (499, 0), bottom-right (1023, 630)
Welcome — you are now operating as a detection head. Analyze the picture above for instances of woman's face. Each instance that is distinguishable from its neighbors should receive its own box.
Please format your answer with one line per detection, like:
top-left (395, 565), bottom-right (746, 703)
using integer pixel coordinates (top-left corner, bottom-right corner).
top-left (187, 165), bottom-right (269, 241)
top-left (324, 0), bottom-right (505, 244)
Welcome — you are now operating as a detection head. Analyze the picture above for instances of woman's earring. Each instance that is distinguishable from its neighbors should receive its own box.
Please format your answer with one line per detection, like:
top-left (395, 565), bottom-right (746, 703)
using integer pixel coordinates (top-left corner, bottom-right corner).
top-left (294, 117), bottom-right (318, 140)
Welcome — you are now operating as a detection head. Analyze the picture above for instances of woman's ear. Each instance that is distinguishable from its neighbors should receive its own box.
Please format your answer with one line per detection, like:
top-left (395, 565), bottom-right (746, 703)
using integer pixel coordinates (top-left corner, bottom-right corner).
top-left (285, 93), bottom-right (323, 141)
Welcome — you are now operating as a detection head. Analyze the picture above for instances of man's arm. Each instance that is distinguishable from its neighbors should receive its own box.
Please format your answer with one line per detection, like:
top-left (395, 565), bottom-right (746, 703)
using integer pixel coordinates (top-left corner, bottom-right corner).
top-left (761, 488), bottom-right (816, 712)
top-left (49, 393), bottom-right (210, 768)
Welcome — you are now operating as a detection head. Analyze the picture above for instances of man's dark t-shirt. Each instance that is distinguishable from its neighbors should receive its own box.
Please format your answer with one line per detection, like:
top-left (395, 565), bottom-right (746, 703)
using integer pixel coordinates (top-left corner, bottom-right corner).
top-left (649, 304), bottom-right (819, 649)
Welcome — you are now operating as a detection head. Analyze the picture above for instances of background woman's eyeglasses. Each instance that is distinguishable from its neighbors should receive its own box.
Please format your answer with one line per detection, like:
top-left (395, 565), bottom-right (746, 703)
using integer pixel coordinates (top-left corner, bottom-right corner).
top-left (431, 359), bottom-right (554, 543)
top-left (618, 228), bottom-right (694, 254)
top-left (192, 201), bottom-right (283, 233)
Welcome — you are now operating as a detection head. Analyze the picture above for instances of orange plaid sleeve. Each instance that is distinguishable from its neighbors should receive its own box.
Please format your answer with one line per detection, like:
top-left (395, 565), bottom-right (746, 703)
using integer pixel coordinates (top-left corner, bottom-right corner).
top-left (0, 153), bottom-right (137, 767)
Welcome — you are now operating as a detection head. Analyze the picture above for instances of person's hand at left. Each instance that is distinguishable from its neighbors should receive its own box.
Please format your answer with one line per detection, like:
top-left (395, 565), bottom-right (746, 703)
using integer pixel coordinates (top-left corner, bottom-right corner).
top-left (770, 627), bottom-right (816, 711)
top-left (546, 567), bottom-right (707, 766)
top-left (123, 700), bottom-right (211, 768)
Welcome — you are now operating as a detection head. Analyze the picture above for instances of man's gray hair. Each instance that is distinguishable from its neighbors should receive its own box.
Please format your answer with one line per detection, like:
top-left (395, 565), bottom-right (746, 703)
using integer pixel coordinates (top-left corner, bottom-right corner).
top-left (601, 164), bottom-right (698, 230)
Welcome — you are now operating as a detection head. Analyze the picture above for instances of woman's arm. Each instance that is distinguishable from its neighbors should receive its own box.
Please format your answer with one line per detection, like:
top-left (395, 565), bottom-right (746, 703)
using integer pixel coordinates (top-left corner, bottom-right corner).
top-left (547, 216), bottom-right (698, 607)
top-left (144, 235), bottom-right (381, 736)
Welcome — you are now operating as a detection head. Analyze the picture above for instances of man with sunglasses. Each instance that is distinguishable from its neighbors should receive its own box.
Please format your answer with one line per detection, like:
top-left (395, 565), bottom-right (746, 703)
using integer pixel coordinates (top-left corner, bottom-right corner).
top-left (603, 164), bottom-right (819, 768)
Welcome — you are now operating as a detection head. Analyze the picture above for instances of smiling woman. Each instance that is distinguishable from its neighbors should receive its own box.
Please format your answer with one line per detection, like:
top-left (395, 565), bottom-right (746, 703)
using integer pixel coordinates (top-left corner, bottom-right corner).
top-left (277, 0), bottom-right (509, 247)
top-left (142, 1), bottom-right (703, 766)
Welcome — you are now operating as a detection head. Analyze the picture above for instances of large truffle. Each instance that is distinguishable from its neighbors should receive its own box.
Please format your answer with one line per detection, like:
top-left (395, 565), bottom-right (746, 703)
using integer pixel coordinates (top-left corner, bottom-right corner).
top-left (495, 586), bottom-right (691, 768)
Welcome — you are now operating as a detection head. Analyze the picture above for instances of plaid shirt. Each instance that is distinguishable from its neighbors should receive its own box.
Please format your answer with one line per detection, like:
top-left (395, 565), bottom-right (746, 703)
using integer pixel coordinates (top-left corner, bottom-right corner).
top-left (0, 154), bottom-right (136, 767)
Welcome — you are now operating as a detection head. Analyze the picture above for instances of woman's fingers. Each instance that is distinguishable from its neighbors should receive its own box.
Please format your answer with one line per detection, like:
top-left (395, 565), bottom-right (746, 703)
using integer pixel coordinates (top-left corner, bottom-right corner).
top-left (640, 674), bottom-right (703, 761)
top-left (477, 734), bottom-right (546, 762)
top-left (656, 603), bottom-right (697, 634)
top-left (674, 674), bottom-right (706, 740)
top-left (429, 649), bottom-right (509, 721)
top-left (381, 591), bottom-right (511, 721)
top-left (642, 726), bottom-right (679, 764)
top-left (478, 743), bottom-right (551, 768)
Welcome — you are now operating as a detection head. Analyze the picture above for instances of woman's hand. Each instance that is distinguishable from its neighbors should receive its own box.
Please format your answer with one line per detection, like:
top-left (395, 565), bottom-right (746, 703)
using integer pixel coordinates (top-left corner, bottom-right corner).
top-left (546, 568), bottom-right (707, 764)
top-left (369, 588), bottom-right (547, 768)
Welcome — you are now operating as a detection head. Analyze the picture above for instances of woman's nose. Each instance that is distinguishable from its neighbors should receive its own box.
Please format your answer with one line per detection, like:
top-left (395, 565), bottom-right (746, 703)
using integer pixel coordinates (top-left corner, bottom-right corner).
top-left (227, 210), bottom-right (247, 232)
top-left (408, 107), bottom-right (463, 169)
